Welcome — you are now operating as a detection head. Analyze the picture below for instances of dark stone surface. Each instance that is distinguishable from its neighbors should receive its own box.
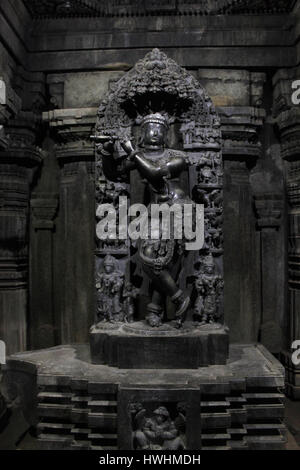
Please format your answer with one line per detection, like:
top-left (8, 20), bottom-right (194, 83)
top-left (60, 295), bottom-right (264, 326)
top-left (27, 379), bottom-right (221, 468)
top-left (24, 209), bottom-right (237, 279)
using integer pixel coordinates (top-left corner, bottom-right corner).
top-left (0, 0), bottom-right (296, 385)
top-left (2, 343), bottom-right (287, 450)
top-left (281, 351), bottom-right (300, 400)
top-left (118, 386), bottom-right (201, 450)
top-left (90, 321), bottom-right (229, 369)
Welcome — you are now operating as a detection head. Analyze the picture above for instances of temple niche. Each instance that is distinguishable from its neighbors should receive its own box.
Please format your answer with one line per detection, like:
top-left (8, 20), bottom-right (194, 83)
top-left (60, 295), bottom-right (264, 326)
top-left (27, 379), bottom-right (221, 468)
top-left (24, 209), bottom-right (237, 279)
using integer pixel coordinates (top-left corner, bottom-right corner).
top-left (94, 48), bottom-right (223, 326)
top-left (90, 49), bottom-right (228, 368)
top-left (1, 0), bottom-right (298, 451)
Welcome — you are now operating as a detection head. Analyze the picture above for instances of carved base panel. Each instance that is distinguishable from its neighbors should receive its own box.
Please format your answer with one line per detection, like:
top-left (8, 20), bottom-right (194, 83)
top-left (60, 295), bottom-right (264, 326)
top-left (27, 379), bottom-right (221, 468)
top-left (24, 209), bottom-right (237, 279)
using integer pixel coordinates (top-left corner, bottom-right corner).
top-left (280, 351), bottom-right (300, 400)
top-left (89, 321), bottom-right (229, 369)
top-left (3, 344), bottom-right (286, 450)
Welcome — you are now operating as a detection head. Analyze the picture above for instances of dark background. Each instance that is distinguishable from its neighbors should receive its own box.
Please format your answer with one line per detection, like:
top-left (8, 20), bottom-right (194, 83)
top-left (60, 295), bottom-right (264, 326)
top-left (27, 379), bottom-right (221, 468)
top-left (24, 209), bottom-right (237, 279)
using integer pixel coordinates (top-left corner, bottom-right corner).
top-left (0, 0), bottom-right (298, 385)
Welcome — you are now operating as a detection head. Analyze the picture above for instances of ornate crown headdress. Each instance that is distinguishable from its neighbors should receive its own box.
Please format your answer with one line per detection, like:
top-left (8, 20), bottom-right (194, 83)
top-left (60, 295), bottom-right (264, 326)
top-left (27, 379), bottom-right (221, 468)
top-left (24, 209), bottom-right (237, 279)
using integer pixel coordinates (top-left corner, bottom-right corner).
top-left (103, 254), bottom-right (115, 266)
top-left (140, 113), bottom-right (169, 129)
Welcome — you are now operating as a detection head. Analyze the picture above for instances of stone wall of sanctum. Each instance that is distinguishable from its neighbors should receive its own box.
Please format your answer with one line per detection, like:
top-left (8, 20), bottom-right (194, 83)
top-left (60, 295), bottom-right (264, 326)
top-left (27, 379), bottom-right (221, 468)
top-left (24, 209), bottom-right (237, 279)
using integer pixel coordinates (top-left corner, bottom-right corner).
top-left (0, 0), bottom-right (299, 361)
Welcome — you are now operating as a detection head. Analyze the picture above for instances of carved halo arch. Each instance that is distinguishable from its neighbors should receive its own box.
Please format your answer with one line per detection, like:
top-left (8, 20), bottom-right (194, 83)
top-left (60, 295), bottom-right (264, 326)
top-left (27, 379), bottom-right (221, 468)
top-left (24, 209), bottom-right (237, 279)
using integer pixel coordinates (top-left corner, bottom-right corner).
top-left (95, 48), bottom-right (221, 152)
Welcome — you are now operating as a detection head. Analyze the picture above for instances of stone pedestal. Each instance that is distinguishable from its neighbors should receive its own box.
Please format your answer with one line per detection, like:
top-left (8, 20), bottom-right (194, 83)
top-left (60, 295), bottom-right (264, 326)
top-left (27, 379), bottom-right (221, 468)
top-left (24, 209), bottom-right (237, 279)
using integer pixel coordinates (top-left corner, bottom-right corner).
top-left (90, 321), bottom-right (229, 369)
top-left (280, 351), bottom-right (300, 400)
top-left (2, 343), bottom-right (287, 450)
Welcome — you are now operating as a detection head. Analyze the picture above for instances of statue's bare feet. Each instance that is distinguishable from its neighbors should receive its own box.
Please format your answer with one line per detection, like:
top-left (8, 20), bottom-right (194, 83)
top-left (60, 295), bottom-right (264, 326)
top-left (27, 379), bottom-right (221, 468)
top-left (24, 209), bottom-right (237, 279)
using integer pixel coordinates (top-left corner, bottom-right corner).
top-left (171, 318), bottom-right (183, 329)
top-left (146, 314), bottom-right (162, 328)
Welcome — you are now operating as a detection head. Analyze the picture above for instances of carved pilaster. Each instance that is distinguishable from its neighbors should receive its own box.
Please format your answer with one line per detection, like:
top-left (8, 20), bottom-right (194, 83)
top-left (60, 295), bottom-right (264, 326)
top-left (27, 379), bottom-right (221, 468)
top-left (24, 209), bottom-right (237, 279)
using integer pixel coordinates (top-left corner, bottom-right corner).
top-left (254, 194), bottom-right (283, 229)
top-left (220, 106), bottom-right (265, 161)
top-left (43, 108), bottom-right (96, 344)
top-left (218, 106), bottom-right (265, 343)
top-left (254, 193), bottom-right (284, 353)
top-left (0, 78), bottom-right (22, 150)
top-left (274, 67), bottom-right (300, 398)
top-left (0, 110), bottom-right (43, 354)
top-left (29, 194), bottom-right (58, 349)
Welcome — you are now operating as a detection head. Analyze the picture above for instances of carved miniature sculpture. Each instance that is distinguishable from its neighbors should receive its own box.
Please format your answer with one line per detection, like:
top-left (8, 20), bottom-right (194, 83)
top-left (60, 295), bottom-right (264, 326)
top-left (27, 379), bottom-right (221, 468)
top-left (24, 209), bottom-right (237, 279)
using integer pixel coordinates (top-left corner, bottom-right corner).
top-left (194, 254), bottom-right (224, 324)
top-left (130, 404), bottom-right (185, 450)
top-left (95, 254), bottom-right (124, 323)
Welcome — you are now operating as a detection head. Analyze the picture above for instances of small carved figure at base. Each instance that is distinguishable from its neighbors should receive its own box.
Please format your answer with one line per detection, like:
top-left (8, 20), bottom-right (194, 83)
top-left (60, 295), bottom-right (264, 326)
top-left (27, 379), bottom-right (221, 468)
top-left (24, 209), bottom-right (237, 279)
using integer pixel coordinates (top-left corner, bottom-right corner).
top-left (96, 254), bottom-right (125, 323)
top-left (194, 254), bottom-right (223, 324)
top-left (123, 283), bottom-right (139, 323)
top-left (134, 406), bottom-right (185, 450)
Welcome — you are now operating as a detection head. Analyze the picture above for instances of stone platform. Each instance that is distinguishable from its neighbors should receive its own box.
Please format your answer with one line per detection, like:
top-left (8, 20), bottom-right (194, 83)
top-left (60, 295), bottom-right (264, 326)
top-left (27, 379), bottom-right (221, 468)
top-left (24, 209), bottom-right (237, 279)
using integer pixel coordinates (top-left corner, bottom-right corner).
top-left (280, 351), bottom-right (300, 400)
top-left (90, 321), bottom-right (229, 368)
top-left (2, 343), bottom-right (287, 450)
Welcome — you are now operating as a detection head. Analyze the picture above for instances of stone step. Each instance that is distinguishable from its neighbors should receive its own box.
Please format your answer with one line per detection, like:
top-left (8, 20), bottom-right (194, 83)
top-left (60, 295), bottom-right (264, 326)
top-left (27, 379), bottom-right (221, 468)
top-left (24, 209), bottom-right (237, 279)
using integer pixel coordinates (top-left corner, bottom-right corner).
top-left (201, 412), bottom-right (231, 429)
top-left (71, 408), bottom-right (89, 424)
top-left (88, 400), bottom-right (117, 407)
top-left (71, 396), bottom-right (91, 402)
top-left (244, 422), bottom-right (286, 436)
top-left (226, 397), bottom-right (247, 408)
top-left (38, 403), bottom-right (72, 419)
top-left (88, 412), bottom-right (117, 430)
top-left (228, 441), bottom-right (248, 450)
top-left (88, 433), bottom-right (117, 439)
top-left (245, 404), bottom-right (284, 419)
top-left (38, 392), bottom-right (73, 398)
top-left (201, 401), bottom-right (230, 407)
top-left (37, 422), bottom-right (74, 431)
top-left (245, 435), bottom-right (286, 450)
top-left (90, 446), bottom-right (118, 450)
top-left (226, 397), bottom-right (247, 402)
top-left (243, 393), bottom-right (284, 404)
top-left (243, 393), bottom-right (284, 399)
top-left (227, 428), bottom-right (247, 435)
top-left (38, 392), bottom-right (73, 404)
top-left (38, 434), bottom-right (73, 450)
top-left (71, 427), bottom-right (91, 435)
top-left (202, 433), bottom-right (231, 440)
top-left (88, 400), bottom-right (117, 412)
top-left (38, 433), bottom-right (73, 442)
top-left (71, 441), bottom-right (91, 450)
top-left (201, 446), bottom-right (230, 450)
top-left (230, 408), bottom-right (247, 425)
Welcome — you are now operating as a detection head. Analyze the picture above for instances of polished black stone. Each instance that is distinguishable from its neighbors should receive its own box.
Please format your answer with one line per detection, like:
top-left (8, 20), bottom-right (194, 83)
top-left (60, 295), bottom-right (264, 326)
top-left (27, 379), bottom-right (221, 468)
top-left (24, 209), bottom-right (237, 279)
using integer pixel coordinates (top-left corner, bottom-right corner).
top-left (89, 321), bottom-right (229, 368)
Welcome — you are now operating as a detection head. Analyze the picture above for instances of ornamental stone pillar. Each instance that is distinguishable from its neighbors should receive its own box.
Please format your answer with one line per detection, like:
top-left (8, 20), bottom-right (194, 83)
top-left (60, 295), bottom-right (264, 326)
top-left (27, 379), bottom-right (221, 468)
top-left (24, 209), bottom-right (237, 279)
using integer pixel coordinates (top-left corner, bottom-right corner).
top-left (273, 67), bottom-right (300, 398)
top-left (254, 193), bottom-right (284, 353)
top-left (29, 193), bottom-right (58, 349)
top-left (43, 108), bottom-right (96, 344)
top-left (218, 105), bottom-right (266, 343)
top-left (0, 86), bottom-right (43, 353)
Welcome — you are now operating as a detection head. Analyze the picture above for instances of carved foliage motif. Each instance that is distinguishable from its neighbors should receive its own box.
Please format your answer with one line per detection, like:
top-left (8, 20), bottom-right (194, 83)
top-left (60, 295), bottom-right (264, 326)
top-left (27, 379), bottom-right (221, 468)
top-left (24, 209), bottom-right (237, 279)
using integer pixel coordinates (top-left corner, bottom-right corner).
top-left (95, 48), bottom-right (221, 147)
